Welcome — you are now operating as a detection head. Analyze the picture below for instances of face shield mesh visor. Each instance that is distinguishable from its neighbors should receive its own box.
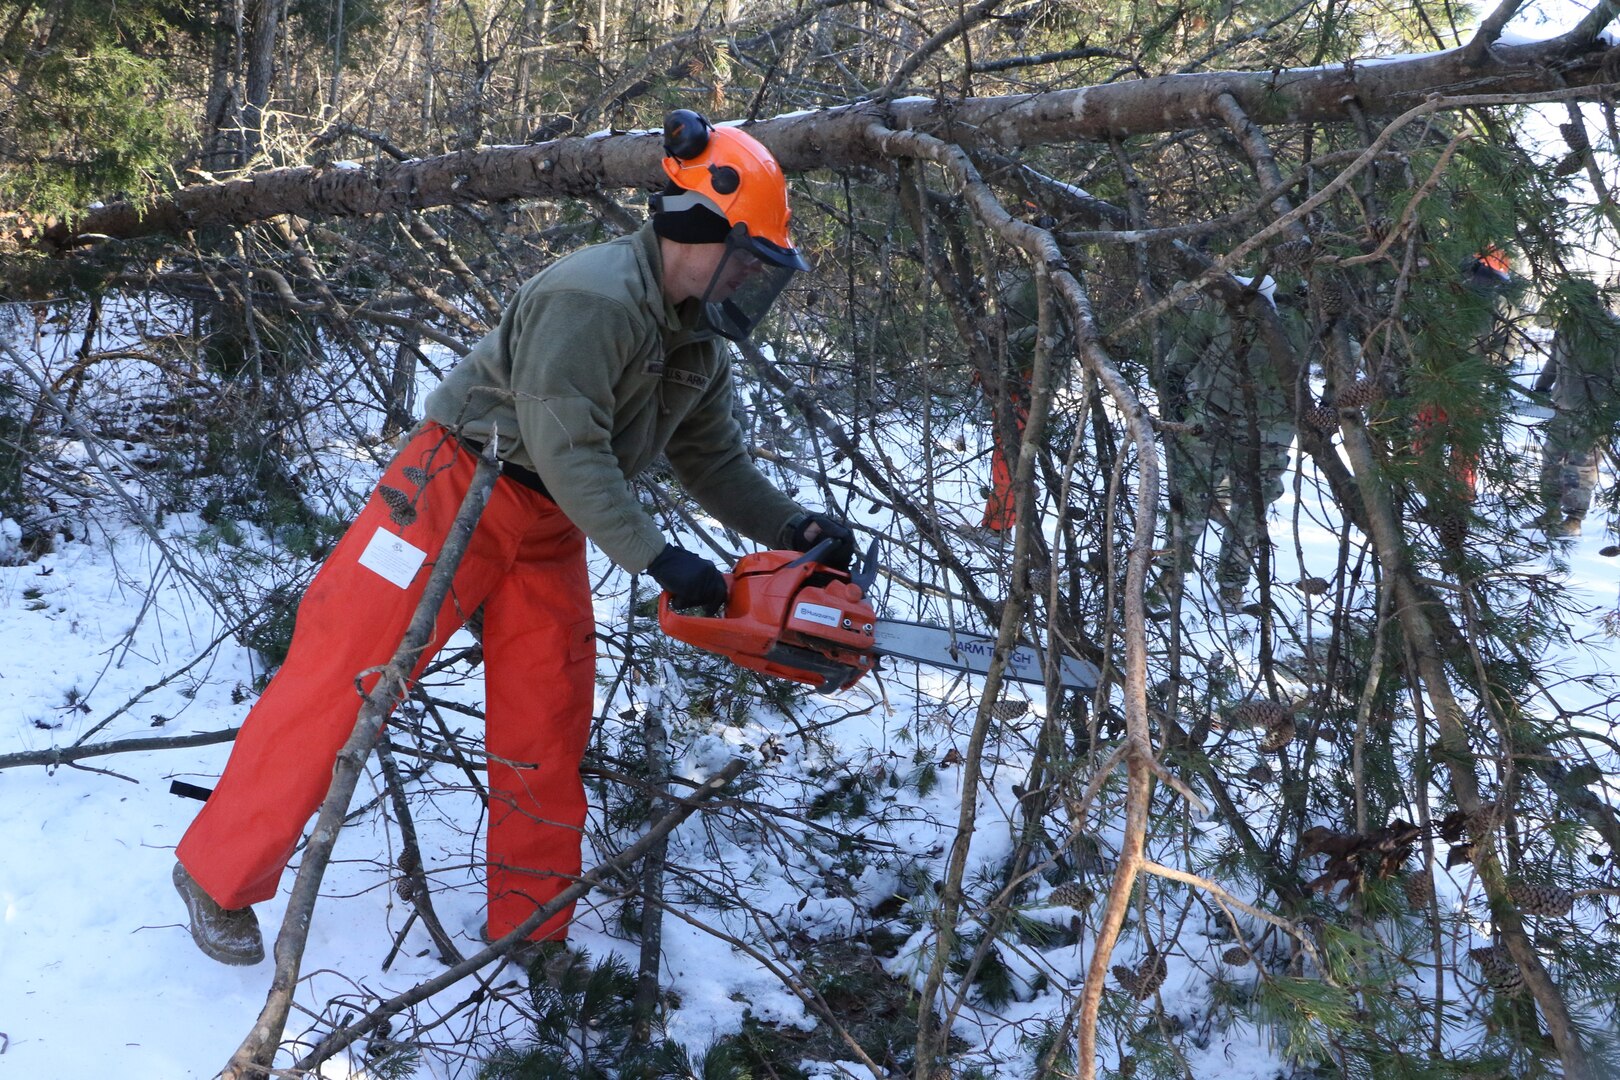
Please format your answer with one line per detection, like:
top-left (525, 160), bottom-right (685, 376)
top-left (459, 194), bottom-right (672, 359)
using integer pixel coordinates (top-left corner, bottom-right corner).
top-left (699, 228), bottom-right (804, 341)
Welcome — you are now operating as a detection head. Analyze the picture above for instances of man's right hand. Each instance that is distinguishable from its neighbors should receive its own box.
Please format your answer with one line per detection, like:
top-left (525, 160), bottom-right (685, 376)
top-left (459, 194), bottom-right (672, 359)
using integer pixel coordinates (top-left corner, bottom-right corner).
top-left (647, 544), bottom-right (728, 614)
top-left (786, 512), bottom-right (856, 570)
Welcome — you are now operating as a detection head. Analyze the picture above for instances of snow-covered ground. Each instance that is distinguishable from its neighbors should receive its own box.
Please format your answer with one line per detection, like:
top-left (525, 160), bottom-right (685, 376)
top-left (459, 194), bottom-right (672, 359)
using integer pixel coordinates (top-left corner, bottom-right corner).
top-left (1, 332), bottom-right (1615, 1076)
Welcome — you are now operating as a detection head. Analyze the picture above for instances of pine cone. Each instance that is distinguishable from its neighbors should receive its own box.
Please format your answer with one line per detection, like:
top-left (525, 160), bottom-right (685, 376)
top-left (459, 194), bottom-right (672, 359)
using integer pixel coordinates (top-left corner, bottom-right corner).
top-left (1335, 380), bottom-right (1381, 409)
top-left (1221, 945), bottom-right (1251, 966)
top-left (1298, 576), bottom-right (1331, 596)
top-left (378, 484), bottom-right (417, 526)
top-left (1467, 801), bottom-right (1504, 837)
top-left (1316, 271), bottom-right (1352, 318)
top-left (1111, 964), bottom-right (1137, 995)
top-left (401, 465), bottom-right (428, 489)
top-left (1113, 949), bottom-right (1167, 1000)
top-left (1554, 151), bottom-right (1586, 178)
top-left (1305, 403), bottom-right (1340, 434)
top-left (990, 699), bottom-right (1030, 721)
top-left (1510, 881), bottom-right (1574, 918)
top-left (1560, 120), bottom-right (1591, 154)
top-left (1272, 238), bottom-right (1311, 269)
top-left (1245, 762), bottom-right (1275, 784)
top-left (1259, 715), bottom-right (1297, 752)
top-left (1402, 871), bottom-right (1435, 910)
top-left (1468, 944), bottom-right (1524, 995)
top-left (1229, 700), bottom-right (1292, 730)
top-left (1437, 514), bottom-right (1467, 552)
top-left (1048, 881), bottom-right (1094, 909)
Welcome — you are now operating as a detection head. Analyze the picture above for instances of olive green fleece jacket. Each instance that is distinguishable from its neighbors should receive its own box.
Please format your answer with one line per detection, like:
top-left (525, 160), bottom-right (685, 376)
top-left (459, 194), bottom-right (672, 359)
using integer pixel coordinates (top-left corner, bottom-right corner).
top-left (423, 223), bottom-right (803, 573)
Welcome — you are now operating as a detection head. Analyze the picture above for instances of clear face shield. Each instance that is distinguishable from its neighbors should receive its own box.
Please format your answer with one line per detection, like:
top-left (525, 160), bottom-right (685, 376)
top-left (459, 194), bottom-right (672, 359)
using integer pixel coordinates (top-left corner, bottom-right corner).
top-left (700, 224), bottom-right (808, 342)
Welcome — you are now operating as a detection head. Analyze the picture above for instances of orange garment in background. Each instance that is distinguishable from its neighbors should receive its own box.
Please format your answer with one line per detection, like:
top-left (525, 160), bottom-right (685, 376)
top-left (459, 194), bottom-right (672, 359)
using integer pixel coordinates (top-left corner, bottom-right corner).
top-left (983, 406), bottom-right (1028, 532)
top-left (1412, 403), bottom-right (1479, 498)
top-left (176, 423), bottom-right (596, 941)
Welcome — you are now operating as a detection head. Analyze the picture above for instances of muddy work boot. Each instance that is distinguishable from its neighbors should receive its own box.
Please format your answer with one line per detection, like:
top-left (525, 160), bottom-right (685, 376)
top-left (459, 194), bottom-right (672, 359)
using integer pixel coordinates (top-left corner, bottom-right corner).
top-left (172, 861), bottom-right (265, 966)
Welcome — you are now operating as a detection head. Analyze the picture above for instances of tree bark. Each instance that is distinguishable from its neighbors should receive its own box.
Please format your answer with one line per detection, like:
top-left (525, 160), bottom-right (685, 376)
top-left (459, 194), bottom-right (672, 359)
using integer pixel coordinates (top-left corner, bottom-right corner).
top-left (243, 0), bottom-right (288, 160)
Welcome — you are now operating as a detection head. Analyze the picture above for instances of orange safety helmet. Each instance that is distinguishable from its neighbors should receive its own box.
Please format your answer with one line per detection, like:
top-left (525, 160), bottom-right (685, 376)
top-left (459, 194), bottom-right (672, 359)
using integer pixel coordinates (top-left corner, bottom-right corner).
top-left (1477, 247), bottom-right (1511, 274)
top-left (1467, 247), bottom-right (1513, 286)
top-left (654, 110), bottom-right (809, 272)
top-left (651, 109), bottom-right (809, 340)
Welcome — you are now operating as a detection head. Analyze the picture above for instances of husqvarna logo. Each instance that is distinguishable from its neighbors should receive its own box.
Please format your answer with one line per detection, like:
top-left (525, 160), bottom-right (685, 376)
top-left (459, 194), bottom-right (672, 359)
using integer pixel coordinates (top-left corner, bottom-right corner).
top-left (792, 602), bottom-right (840, 628)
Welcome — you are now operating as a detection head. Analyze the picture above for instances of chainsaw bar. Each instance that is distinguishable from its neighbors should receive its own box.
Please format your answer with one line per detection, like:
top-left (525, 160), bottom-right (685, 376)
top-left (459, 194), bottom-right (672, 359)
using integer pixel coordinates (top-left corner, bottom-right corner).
top-left (872, 619), bottom-right (1099, 691)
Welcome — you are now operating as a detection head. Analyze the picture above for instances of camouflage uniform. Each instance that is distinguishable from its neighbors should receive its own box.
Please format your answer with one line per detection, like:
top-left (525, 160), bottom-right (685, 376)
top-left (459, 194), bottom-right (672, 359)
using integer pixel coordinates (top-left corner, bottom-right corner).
top-left (1536, 280), bottom-right (1620, 530)
top-left (1162, 297), bottom-right (1307, 604)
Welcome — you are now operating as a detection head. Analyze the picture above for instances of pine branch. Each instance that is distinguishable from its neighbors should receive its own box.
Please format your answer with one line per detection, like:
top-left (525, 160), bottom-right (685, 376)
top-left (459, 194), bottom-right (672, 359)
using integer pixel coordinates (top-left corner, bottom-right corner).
top-left (376, 737), bottom-right (464, 967)
top-left (289, 756), bottom-right (750, 1073)
top-left (878, 0), bottom-right (1005, 97)
top-left (1464, 0), bottom-right (1530, 61)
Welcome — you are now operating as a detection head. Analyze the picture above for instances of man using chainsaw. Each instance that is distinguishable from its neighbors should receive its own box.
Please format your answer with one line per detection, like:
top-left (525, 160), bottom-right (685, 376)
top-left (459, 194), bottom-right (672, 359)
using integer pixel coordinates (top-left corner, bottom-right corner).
top-left (1536, 276), bottom-right (1620, 536)
top-left (171, 110), bottom-right (854, 965)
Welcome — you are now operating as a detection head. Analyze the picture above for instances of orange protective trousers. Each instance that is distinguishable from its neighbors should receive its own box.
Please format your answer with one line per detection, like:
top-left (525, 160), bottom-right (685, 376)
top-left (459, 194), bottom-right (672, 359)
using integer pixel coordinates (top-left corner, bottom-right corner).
top-left (1412, 403), bottom-right (1479, 498)
top-left (982, 405), bottom-right (1028, 533)
top-left (176, 423), bottom-right (596, 941)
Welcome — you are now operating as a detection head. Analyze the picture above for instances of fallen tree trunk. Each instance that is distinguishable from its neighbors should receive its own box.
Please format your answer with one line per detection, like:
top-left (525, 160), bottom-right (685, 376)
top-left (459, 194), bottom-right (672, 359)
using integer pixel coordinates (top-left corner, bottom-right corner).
top-left (37, 34), bottom-right (1620, 249)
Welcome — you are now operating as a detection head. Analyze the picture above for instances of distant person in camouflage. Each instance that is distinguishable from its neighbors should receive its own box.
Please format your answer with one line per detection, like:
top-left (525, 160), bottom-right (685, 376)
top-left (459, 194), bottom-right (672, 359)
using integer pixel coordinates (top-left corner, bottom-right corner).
top-left (1535, 277), bottom-right (1620, 536)
top-left (1161, 289), bottom-right (1309, 613)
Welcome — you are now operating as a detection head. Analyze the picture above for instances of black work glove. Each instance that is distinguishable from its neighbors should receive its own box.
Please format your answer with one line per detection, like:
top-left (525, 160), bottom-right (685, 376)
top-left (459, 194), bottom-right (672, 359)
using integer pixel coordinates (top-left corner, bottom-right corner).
top-left (785, 511), bottom-right (856, 571)
top-left (648, 543), bottom-right (728, 614)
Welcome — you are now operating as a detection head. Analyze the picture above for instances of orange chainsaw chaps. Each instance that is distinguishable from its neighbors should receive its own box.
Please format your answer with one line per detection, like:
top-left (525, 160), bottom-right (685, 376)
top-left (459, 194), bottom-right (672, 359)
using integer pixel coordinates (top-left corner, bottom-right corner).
top-left (659, 550), bottom-right (878, 692)
top-left (177, 423), bottom-right (593, 943)
top-left (1412, 403), bottom-right (1479, 500)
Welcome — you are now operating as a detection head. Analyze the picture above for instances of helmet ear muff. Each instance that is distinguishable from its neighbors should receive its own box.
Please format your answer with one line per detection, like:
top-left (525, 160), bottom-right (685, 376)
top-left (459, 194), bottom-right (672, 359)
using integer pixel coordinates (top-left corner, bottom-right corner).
top-left (708, 164), bottom-right (740, 195)
top-left (663, 109), bottom-right (712, 160)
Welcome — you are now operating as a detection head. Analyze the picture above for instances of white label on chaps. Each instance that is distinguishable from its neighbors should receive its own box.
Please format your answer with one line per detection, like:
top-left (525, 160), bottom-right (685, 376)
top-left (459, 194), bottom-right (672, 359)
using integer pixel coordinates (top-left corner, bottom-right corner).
top-left (358, 527), bottom-right (428, 589)
top-left (792, 601), bottom-right (841, 628)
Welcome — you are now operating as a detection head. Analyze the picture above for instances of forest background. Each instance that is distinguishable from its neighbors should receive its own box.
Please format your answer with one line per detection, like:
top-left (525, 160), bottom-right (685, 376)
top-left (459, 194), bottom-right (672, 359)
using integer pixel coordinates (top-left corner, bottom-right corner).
top-left (1, 0), bottom-right (1619, 1077)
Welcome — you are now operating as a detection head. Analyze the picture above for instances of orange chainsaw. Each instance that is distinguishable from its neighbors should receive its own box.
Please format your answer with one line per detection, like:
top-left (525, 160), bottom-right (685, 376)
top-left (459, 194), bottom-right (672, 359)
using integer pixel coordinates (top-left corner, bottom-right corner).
top-left (658, 539), bottom-right (1099, 694)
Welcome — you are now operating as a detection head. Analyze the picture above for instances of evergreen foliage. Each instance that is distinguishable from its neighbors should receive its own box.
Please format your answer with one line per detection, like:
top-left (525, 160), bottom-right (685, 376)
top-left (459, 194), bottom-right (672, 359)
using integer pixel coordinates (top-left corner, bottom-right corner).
top-left (0, 0), bottom-right (194, 219)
